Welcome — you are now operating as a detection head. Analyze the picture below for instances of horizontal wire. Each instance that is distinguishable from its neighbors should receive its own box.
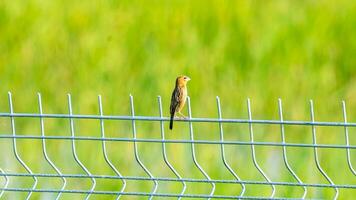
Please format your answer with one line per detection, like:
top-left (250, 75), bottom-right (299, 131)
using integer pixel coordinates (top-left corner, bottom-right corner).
top-left (0, 135), bottom-right (354, 149)
top-left (0, 173), bottom-right (354, 189)
top-left (1, 113), bottom-right (356, 127)
top-left (0, 187), bottom-right (303, 200)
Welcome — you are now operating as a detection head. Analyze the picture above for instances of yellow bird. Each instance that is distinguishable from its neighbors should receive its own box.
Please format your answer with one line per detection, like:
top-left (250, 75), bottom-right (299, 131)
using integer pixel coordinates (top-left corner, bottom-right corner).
top-left (169, 75), bottom-right (191, 130)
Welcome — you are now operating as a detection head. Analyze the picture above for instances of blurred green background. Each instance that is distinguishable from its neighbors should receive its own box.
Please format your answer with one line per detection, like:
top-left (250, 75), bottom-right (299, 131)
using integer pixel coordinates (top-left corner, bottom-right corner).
top-left (0, 0), bottom-right (355, 199)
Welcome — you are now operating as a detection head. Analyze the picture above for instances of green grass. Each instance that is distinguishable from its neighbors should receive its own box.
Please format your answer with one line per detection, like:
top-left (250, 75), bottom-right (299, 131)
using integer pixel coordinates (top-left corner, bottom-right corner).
top-left (0, 0), bottom-right (355, 199)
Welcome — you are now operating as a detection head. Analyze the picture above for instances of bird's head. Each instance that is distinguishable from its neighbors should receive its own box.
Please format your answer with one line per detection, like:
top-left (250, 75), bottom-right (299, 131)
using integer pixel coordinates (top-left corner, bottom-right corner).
top-left (176, 75), bottom-right (191, 87)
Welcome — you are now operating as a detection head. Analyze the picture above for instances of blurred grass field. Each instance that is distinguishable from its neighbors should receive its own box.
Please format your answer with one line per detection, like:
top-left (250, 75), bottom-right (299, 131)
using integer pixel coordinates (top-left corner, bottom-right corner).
top-left (0, 0), bottom-right (355, 199)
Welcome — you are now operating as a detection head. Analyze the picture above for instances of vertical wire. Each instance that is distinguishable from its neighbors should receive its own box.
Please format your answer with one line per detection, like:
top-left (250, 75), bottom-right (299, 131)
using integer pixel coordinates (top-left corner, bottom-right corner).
top-left (247, 98), bottom-right (275, 198)
top-left (129, 95), bottom-right (158, 200)
top-left (157, 96), bottom-right (186, 199)
top-left (309, 100), bottom-right (338, 199)
top-left (8, 92), bottom-right (38, 200)
top-left (98, 95), bottom-right (126, 200)
top-left (187, 96), bottom-right (215, 199)
top-left (38, 93), bottom-right (66, 200)
top-left (341, 101), bottom-right (356, 176)
top-left (0, 168), bottom-right (9, 198)
top-left (216, 96), bottom-right (245, 198)
top-left (278, 99), bottom-right (307, 199)
top-left (98, 95), bottom-right (126, 199)
top-left (67, 94), bottom-right (96, 200)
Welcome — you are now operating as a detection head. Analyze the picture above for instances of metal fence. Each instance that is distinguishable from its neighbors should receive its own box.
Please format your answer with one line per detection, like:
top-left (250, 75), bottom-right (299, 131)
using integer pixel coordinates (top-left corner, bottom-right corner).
top-left (0, 92), bottom-right (355, 199)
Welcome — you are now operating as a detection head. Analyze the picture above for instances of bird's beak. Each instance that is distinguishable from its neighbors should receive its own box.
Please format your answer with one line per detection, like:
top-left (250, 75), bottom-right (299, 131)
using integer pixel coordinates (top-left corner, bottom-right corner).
top-left (186, 77), bottom-right (191, 81)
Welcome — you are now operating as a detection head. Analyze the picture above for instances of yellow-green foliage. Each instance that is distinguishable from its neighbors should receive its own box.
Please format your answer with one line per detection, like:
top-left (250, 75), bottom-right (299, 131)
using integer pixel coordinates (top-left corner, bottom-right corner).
top-left (0, 0), bottom-right (355, 199)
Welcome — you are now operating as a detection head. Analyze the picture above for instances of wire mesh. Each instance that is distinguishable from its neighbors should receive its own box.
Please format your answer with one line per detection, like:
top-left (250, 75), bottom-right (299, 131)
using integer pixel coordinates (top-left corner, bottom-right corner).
top-left (0, 92), bottom-right (355, 199)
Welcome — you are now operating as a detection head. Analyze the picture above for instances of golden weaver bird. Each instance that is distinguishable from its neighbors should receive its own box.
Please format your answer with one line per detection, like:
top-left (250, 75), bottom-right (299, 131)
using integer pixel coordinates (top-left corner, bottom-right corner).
top-left (169, 75), bottom-right (191, 130)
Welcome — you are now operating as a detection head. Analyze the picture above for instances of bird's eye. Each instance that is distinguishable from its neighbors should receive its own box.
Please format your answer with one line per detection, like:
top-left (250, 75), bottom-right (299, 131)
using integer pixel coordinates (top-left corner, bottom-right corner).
top-left (184, 77), bottom-right (187, 80)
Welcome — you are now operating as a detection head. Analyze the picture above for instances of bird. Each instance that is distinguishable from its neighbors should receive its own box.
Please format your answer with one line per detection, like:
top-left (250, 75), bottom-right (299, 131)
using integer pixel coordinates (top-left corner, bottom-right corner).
top-left (169, 75), bottom-right (191, 130)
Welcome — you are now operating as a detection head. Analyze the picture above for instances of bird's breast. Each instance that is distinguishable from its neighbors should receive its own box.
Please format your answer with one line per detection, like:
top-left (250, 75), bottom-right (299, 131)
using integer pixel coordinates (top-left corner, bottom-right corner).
top-left (177, 87), bottom-right (187, 112)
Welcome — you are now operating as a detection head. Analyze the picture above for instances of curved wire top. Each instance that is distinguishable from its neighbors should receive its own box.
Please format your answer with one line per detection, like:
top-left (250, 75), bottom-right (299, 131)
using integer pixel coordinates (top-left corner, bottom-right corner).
top-left (0, 93), bottom-right (353, 199)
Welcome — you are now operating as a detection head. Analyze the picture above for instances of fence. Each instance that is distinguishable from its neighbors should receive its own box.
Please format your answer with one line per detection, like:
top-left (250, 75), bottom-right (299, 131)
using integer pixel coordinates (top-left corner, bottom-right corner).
top-left (0, 92), bottom-right (355, 199)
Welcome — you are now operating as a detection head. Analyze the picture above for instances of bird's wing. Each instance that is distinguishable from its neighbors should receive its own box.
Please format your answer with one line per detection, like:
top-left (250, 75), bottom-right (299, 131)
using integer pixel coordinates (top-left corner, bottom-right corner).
top-left (170, 86), bottom-right (181, 115)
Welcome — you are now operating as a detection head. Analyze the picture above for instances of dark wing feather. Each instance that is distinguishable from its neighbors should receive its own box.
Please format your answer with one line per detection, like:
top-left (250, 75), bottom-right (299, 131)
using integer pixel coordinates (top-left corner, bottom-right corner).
top-left (169, 86), bottom-right (181, 130)
top-left (170, 86), bottom-right (181, 115)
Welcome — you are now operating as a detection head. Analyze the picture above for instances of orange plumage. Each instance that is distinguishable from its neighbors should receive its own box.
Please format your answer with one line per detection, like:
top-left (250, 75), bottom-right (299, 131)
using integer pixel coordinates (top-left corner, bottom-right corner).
top-left (169, 75), bottom-right (191, 130)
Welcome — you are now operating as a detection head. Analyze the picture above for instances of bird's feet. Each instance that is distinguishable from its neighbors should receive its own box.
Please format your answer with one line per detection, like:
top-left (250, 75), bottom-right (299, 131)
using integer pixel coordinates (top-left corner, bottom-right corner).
top-left (177, 112), bottom-right (188, 119)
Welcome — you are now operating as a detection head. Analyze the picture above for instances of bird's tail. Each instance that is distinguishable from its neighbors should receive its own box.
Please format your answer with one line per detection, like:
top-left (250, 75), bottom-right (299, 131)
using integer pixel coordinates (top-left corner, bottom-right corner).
top-left (169, 114), bottom-right (174, 130)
